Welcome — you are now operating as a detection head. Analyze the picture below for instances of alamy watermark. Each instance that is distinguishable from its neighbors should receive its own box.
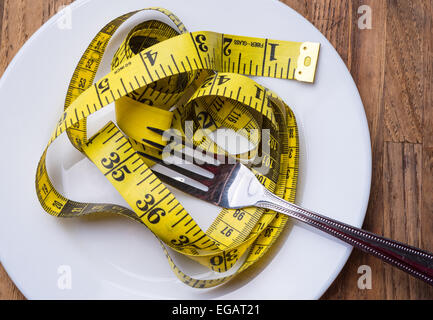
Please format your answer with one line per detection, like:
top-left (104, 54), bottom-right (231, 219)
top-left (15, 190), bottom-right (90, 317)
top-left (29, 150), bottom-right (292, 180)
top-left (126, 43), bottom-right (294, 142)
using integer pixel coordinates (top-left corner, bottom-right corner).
top-left (57, 5), bottom-right (73, 30)
top-left (358, 5), bottom-right (372, 30)
top-left (357, 265), bottom-right (372, 289)
top-left (159, 122), bottom-right (272, 175)
top-left (57, 265), bottom-right (72, 290)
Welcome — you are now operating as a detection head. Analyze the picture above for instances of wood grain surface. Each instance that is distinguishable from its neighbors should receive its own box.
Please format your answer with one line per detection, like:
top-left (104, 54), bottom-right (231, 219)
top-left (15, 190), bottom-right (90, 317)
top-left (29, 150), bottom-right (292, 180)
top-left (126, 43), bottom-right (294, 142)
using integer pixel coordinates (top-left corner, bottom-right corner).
top-left (0, 0), bottom-right (432, 300)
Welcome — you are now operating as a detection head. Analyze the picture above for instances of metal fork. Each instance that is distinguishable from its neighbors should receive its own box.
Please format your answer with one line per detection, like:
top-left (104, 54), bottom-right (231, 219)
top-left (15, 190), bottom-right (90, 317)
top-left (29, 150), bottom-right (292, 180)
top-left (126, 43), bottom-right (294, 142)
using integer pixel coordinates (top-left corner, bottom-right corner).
top-left (140, 128), bottom-right (433, 286)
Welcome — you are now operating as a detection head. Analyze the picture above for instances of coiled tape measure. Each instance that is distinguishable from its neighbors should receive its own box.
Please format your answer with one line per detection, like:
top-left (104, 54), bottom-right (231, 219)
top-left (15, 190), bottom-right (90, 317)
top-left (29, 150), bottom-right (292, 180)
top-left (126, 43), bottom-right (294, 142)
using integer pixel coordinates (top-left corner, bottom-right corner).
top-left (35, 7), bottom-right (320, 288)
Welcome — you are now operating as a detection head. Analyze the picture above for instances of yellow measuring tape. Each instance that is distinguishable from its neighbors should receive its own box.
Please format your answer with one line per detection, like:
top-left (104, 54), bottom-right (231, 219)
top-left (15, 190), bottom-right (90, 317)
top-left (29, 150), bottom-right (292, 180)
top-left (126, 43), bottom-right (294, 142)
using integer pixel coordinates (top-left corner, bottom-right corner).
top-left (36, 8), bottom-right (320, 288)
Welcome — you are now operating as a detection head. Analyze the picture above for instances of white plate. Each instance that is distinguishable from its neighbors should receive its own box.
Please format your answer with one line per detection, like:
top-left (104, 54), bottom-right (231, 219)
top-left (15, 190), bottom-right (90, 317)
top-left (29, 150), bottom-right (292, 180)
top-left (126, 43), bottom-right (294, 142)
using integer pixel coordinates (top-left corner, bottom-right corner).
top-left (0, 0), bottom-right (371, 299)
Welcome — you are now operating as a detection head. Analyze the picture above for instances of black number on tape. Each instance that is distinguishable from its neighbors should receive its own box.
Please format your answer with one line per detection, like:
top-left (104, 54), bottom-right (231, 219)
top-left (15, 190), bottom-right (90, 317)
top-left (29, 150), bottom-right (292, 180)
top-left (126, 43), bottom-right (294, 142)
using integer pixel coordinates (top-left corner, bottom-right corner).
top-left (101, 152), bottom-right (121, 169)
top-left (223, 37), bottom-right (232, 56)
top-left (195, 34), bottom-right (208, 52)
top-left (147, 207), bottom-right (166, 224)
top-left (98, 78), bottom-right (110, 94)
top-left (136, 194), bottom-right (155, 212)
top-left (112, 165), bottom-right (131, 181)
top-left (197, 111), bottom-right (215, 129)
top-left (171, 235), bottom-right (190, 246)
top-left (143, 50), bottom-right (158, 66)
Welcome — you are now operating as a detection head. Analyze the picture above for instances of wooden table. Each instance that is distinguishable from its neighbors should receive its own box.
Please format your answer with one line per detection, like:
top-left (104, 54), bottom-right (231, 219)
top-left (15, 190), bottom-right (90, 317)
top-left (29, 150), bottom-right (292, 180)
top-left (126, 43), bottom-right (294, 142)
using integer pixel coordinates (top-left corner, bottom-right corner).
top-left (1, 0), bottom-right (432, 300)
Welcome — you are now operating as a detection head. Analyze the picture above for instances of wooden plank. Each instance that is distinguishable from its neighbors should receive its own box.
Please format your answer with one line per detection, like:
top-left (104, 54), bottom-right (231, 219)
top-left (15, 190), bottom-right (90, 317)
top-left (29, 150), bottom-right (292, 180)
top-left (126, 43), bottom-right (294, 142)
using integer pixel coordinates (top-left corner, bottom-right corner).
top-left (420, 148), bottom-right (433, 299)
top-left (420, 0), bottom-right (433, 300)
top-left (423, 0), bottom-right (433, 147)
top-left (282, 0), bottom-right (352, 65)
top-left (0, 0), bottom-right (4, 47)
top-left (320, 0), bottom-right (388, 299)
top-left (382, 142), bottom-right (433, 298)
top-left (383, 0), bottom-right (425, 143)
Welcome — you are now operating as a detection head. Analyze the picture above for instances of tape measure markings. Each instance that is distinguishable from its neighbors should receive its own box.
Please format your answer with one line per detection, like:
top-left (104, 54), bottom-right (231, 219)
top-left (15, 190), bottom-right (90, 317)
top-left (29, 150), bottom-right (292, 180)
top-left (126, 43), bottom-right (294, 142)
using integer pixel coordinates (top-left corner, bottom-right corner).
top-left (35, 7), bottom-right (317, 288)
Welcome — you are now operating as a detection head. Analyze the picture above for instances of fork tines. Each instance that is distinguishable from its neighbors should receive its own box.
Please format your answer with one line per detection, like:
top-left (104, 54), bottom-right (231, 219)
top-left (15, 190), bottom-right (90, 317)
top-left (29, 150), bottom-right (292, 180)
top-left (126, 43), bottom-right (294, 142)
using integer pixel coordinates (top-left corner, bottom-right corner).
top-left (137, 127), bottom-right (230, 190)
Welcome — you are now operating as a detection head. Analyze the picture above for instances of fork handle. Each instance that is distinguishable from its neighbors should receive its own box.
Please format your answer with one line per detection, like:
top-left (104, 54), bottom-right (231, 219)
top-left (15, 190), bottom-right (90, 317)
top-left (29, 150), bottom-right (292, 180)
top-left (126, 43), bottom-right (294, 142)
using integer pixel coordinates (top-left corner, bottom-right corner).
top-left (256, 190), bottom-right (433, 286)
